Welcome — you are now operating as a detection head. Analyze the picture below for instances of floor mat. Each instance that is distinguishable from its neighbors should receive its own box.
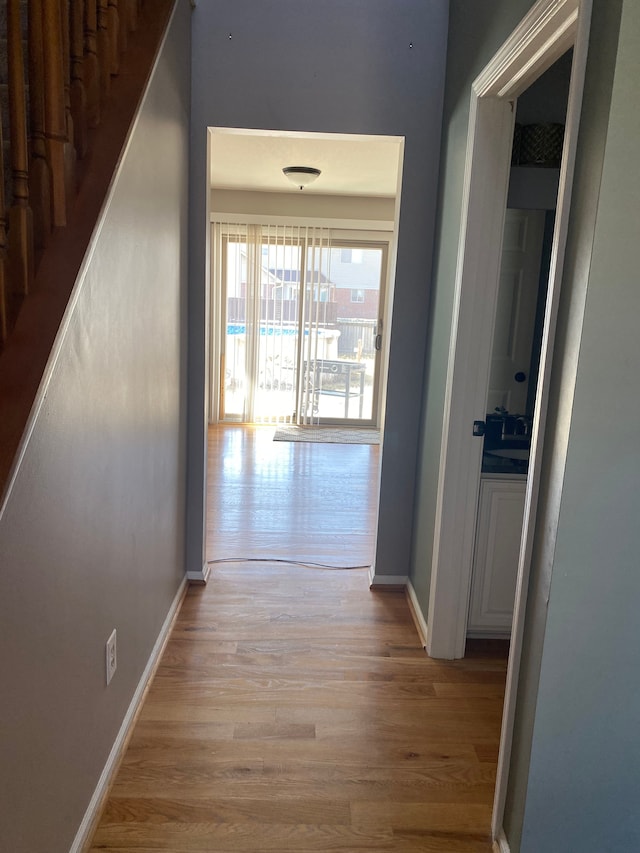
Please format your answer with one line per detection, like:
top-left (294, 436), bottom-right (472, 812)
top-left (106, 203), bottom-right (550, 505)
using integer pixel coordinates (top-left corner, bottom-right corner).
top-left (273, 426), bottom-right (380, 445)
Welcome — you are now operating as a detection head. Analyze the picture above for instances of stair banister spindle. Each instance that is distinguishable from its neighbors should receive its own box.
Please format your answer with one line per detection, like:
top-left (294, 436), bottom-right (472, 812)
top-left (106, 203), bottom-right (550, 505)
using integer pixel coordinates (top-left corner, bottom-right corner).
top-left (97, 0), bottom-right (111, 102)
top-left (28, 0), bottom-right (53, 252)
top-left (42, 0), bottom-right (69, 227)
top-left (60, 0), bottom-right (78, 199)
top-left (118, 0), bottom-right (128, 53)
top-left (7, 0), bottom-right (35, 295)
top-left (125, 0), bottom-right (138, 33)
top-left (84, 0), bottom-right (100, 127)
top-left (0, 115), bottom-right (8, 344)
top-left (108, 0), bottom-right (120, 75)
top-left (70, 0), bottom-right (89, 157)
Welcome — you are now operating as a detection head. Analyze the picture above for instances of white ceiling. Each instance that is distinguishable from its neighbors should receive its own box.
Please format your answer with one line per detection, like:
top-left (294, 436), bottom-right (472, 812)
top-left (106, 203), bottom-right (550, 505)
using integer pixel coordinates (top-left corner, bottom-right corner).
top-left (209, 129), bottom-right (403, 198)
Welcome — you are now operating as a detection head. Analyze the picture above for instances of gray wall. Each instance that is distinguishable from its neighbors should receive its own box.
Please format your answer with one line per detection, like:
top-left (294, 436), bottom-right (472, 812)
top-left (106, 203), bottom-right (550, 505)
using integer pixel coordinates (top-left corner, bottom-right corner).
top-left (0, 4), bottom-right (191, 851)
top-left (515, 49), bottom-right (573, 125)
top-left (504, 0), bottom-right (623, 846)
top-left (409, 0), bottom-right (536, 607)
top-left (187, 0), bottom-right (449, 580)
top-left (211, 189), bottom-right (396, 223)
top-left (515, 1), bottom-right (640, 849)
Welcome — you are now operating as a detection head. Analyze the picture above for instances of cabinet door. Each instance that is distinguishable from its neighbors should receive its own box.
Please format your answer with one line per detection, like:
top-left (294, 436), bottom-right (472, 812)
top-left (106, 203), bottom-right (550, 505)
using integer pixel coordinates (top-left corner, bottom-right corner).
top-left (468, 479), bottom-right (526, 635)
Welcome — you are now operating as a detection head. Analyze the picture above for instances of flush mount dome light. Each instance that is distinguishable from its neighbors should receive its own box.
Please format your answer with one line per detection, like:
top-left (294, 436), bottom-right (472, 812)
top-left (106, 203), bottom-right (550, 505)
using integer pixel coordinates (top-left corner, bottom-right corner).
top-left (282, 166), bottom-right (321, 190)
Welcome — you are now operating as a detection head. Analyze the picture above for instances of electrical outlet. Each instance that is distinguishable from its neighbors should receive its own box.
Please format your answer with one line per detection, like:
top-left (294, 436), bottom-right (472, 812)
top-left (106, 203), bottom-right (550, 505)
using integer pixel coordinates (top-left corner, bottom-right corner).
top-left (105, 629), bottom-right (117, 685)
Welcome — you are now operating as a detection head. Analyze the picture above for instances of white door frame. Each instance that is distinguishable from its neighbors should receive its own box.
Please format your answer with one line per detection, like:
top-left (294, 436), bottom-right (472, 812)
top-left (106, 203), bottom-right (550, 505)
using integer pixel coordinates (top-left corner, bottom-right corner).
top-left (427, 0), bottom-right (590, 655)
top-left (421, 0), bottom-right (592, 835)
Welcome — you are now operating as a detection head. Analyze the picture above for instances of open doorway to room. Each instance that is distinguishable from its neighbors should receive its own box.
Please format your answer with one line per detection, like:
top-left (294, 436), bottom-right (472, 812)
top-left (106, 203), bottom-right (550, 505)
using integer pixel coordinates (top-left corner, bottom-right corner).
top-left (467, 51), bottom-right (573, 637)
top-left (207, 130), bottom-right (402, 429)
top-left (418, 0), bottom-right (592, 845)
top-left (205, 129), bottom-right (403, 570)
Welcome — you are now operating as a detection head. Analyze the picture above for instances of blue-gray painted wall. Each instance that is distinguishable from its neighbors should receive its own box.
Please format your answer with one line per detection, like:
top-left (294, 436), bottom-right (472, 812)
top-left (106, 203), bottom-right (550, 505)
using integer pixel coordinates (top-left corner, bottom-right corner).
top-left (409, 0), bottom-right (537, 611)
top-left (187, 0), bottom-right (449, 581)
top-left (0, 5), bottom-right (191, 850)
top-left (518, 2), bottom-right (640, 848)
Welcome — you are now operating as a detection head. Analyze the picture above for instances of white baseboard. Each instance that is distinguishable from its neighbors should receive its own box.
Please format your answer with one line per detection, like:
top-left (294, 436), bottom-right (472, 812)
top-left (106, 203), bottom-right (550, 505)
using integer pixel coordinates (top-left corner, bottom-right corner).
top-left (368, 566), bottom-right (408, 587)
top-left (187, 561), bottom-right (211, 584)
top-left (405, 580), bottom-right (428, 648)
top-left (68, 575), bottom-right (188, 853)
top-left (494, 828), bottom-right (511, 852)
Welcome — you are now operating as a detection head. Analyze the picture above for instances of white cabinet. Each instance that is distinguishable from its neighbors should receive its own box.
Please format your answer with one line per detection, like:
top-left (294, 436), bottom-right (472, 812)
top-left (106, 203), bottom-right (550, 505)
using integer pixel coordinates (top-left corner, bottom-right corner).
top-left (468, 477), bottom-right (526, 636)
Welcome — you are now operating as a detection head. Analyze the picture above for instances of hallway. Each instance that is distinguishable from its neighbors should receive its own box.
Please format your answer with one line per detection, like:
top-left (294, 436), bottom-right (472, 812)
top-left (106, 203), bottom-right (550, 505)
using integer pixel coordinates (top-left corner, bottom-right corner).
top-left (90, 427), bottom-right (507, 851)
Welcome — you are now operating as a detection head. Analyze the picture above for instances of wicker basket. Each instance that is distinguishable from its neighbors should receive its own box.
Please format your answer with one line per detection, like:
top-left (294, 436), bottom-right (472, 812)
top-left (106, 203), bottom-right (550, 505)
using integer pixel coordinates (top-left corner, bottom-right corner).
top-left (511, 123), bottom-right (523, 166)
top-left (520, 123), bottom-right (565, 167)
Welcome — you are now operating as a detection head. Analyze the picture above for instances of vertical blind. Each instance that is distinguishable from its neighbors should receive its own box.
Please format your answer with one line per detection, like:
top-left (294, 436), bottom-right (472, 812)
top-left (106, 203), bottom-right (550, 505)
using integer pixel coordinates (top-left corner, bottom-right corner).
top-left (211, 222), bottom-right (333, 425)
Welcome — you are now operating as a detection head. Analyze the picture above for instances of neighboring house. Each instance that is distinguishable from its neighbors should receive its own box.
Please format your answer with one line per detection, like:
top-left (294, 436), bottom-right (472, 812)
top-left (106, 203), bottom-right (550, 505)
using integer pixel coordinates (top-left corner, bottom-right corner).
top-left (334, 286), bottom-right (378, 319)
top-left (324, 247), bottom-right (383, 322)
top-left (0, 2), bottom-right (638, 853)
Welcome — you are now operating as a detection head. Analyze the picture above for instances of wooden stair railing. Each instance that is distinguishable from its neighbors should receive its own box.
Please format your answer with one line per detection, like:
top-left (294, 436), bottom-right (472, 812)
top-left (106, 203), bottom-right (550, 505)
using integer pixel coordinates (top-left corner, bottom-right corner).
top-left (7, 0), bottom-right (34, 302)
top-left (84, 0), bottom-right (100, 128)
top-left (0, 0), bottom-right (176, 491)
top-left (70, 0), bottom-right (88, 158)
top-left (43, 0), bottom-right (70, 227)
top-left (0, 116), bottom-right (7, 344)
top-left (0, 0), bottom-right (154, 347)
top-left (28, 0), bottom-right (53, 252)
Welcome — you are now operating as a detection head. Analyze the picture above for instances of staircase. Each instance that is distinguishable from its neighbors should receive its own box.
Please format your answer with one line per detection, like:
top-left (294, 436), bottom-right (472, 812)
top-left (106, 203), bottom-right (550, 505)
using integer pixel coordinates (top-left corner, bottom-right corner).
top-left (0, 1), bottom-right (27, 215)
top-left (0, 0), bottom-right (175, 495)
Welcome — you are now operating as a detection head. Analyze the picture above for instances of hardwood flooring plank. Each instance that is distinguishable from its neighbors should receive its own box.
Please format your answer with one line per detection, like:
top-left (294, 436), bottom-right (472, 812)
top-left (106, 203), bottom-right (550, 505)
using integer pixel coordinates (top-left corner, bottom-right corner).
top-left (117, 742), bottom-right (494, 771)
top-left (90, 845), bottom-right (491, 853)
top-left (233, 721), bottom-right (316, 739)
top-left (351, 800), bottom-right (492, 834)
top-left (109, 771), bottom-right (499, 805)
top-left (391, 835), bottom-right (493, 853)
top-left (100, 796), bottom-right (351, 826)
top-left (123, 729), bottom-right (486, 759)
top-left (434, 681), bottom-right (507, 698)
top-left (92, 822), bottom-right (397, 851)
top-left (138, 704), bottom-right (277, 724)
top-left (91, 845), bottom-right (492, 853)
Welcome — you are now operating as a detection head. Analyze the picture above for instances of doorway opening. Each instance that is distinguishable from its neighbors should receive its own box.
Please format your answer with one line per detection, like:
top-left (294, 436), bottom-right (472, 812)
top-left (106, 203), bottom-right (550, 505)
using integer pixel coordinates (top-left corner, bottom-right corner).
top-left (205, 128), bottom-right (404, 570)
top-left (207, 129), bottom-right (403, 433)
top-left (468, 52), bottom-right (573, 637)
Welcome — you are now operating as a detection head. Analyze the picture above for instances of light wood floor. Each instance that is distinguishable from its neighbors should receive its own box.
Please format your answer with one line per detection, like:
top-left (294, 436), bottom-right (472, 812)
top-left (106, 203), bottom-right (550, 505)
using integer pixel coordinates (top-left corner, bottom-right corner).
top-left (90, 425), bottom-right (507, 852)
top-left (205, 424), bottom-right (380, 567)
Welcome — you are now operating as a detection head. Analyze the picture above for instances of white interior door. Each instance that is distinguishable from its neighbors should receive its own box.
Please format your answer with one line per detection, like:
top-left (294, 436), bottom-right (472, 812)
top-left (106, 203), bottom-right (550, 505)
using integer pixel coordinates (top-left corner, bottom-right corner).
top-left (487, 209), bottom-right (545, 415)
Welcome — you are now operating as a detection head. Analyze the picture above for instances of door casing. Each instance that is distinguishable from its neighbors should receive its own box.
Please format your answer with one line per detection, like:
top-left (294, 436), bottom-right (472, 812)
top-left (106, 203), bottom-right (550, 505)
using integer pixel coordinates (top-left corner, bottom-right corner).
top-left (420, 0), bottom-right (593, 842)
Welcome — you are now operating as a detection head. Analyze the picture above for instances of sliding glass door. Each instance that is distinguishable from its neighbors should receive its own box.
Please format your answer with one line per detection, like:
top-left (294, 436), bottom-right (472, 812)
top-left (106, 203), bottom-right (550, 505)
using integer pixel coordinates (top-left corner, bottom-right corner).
top-left (220, 226), bottom-right (301, 423)
top-left (299, 241), bottom-right (386, 423)
top-left (214, 223), bottom-right (387, 426)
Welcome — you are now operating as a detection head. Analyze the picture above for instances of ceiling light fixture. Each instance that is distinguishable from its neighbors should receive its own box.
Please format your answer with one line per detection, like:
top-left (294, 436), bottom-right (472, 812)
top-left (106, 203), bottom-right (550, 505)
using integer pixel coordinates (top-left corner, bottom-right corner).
top-left (282, 166), bottom-right (321, 190)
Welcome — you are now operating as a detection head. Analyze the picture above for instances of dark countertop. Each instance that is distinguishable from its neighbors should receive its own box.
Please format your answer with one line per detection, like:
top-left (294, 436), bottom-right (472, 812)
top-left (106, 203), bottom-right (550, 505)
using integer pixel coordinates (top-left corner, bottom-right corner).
top-left (482, 452), bottom-right (529, 476)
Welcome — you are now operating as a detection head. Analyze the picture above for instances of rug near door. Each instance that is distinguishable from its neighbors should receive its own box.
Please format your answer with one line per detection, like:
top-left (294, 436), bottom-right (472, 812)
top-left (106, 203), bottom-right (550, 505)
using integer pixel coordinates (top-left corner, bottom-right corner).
top-left (273, 426), bottom-right (380, 445)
